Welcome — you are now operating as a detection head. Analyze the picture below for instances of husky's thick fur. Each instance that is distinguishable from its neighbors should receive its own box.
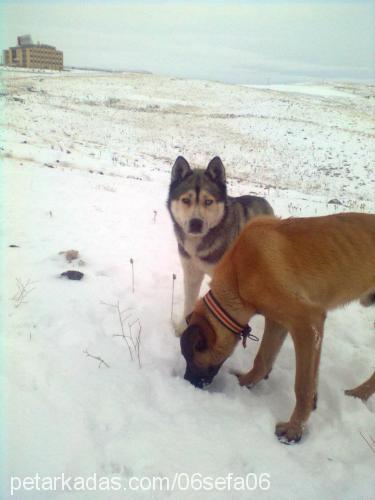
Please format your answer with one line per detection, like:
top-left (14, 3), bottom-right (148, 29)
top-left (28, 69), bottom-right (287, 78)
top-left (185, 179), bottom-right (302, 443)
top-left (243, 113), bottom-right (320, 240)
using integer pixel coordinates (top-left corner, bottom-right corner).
top-left (180, 213), bottom-right (375, 443)
top-left (167, 156), bottom-right (273, 330)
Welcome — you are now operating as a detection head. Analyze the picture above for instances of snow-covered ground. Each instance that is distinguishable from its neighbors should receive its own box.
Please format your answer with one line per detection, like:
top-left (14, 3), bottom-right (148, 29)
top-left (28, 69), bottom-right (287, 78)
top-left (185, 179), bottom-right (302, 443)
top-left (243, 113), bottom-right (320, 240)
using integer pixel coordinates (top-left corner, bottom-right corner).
top-left (1, 68), bottom-right (374, 500)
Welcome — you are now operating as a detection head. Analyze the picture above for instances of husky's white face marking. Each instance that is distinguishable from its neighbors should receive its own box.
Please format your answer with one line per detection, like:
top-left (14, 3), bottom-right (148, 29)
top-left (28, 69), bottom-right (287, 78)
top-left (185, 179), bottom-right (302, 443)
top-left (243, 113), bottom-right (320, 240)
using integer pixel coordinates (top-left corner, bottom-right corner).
top-left (171, 189), bottom-right (225, 237)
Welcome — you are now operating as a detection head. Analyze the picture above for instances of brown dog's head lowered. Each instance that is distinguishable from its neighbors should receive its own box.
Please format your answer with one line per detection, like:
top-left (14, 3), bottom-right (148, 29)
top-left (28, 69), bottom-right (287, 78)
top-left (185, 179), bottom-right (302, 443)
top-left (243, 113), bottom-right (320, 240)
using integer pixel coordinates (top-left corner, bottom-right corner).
top-left (180, 298), bottom-right (242, 388)
top-left (180, 325), bottom-right (224, 388)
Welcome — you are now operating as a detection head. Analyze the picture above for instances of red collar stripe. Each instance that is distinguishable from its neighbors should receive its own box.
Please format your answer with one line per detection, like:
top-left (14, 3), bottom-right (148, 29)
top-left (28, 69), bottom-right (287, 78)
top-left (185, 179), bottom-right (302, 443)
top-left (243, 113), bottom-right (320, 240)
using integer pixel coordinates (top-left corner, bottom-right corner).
top-left (203, 290), bottom-right (245, 335)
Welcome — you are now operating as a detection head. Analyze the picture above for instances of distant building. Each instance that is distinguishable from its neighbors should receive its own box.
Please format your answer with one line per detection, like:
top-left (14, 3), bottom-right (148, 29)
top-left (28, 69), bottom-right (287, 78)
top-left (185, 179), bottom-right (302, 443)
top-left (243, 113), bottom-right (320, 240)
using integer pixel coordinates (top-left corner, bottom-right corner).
top-left (3, 35), bottom-right (63, 71)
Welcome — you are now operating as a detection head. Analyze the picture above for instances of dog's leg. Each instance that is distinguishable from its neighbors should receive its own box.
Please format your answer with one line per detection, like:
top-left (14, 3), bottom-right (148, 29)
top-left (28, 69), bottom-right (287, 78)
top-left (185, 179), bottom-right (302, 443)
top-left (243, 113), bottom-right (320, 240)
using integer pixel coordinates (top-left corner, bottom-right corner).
top-left (345, 293), bottom-right (375, 401)
top-left (275, 312), bottom-right (325, 444)
top-left (174, 257), bottom-right (204, 336)
top-left (312, 324), bottom-right (324, 410)
top-left (345, 371), bottom-right (375, 401)
top-left (182, 257), bottom-right (204, 317)
top-left (236, 318), bottom-right (287, 387)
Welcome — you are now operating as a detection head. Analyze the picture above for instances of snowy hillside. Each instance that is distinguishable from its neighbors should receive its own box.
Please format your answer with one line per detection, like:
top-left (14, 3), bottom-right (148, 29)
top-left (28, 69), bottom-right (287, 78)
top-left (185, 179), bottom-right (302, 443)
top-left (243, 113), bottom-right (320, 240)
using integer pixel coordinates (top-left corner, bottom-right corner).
top-left (1, 68), bottom-right (374, 500)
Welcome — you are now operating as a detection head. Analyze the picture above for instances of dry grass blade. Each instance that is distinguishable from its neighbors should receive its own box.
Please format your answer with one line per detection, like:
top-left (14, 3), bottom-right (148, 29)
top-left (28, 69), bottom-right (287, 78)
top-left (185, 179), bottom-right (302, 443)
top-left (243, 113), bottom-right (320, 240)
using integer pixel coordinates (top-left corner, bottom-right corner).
top-left (102, 301), bottom-right (142, 367)
top-left (12, 278), bottom-right (36, 308)
top-left (360, 431), bottom-right (375, 454)
top-left (83, 349), bottom-right (110, 368)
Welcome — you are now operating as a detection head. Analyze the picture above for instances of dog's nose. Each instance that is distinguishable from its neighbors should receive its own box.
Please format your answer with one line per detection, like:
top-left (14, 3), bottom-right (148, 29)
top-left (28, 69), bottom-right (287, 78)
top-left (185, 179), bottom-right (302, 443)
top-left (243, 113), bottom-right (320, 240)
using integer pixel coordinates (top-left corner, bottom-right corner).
top-left (189, 218), bottom-right (203, 233)
top-left (184, 372), bottom-right (205, 389)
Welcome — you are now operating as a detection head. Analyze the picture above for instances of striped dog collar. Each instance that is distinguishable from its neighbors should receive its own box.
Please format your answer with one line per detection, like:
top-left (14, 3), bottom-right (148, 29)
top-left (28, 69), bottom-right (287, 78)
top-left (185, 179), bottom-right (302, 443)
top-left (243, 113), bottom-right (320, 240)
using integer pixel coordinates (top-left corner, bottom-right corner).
top-left (203, 290), bottom-right (258, 347)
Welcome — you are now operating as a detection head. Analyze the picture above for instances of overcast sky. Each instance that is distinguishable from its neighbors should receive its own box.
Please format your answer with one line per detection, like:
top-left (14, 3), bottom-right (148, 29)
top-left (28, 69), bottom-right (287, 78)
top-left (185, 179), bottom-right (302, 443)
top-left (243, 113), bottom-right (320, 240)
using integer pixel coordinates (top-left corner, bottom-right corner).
top-left (1, 0), bottom-right (374, 84)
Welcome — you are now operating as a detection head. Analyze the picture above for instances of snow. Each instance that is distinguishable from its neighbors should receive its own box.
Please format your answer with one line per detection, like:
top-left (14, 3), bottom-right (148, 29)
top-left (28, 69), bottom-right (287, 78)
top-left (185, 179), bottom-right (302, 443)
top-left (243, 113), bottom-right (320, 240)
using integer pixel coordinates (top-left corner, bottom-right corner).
top-left (1, 68), bottom-right (374, 500)
top-left (247, 83), bottom-right (359, 99)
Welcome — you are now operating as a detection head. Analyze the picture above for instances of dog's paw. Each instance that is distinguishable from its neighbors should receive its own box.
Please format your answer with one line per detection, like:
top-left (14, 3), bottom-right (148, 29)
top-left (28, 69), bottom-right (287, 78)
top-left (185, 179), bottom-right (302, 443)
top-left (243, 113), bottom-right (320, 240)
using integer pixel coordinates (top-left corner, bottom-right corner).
top-left (275, 421), bottom-right (303, 444)
top-left (233, 369), bottom-right (270, 388)
top-left (234, 372), bottom-right (255, 388)
top-left (345, 387), bottom-right (369, 402)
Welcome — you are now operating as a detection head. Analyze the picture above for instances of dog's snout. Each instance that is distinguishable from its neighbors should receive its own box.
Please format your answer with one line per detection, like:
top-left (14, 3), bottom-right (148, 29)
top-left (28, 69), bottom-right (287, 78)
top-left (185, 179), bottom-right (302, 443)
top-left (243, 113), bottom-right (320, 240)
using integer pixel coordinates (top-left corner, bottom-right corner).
top-left (189, 218), bottom-right (203, 233)
top-left (184, 365), bottom-right (215, 389)
top-left (184, 372), bottom-right (209, 389)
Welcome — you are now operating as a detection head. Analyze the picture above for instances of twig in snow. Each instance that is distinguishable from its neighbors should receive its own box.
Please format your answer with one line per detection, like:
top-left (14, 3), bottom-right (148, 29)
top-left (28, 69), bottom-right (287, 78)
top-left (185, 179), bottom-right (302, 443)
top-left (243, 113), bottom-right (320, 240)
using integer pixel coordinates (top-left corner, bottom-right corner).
top-left (171, 273), bottom-right (176, 320)
top-left (83, 349), bottom-right (110, 368)
top-left (128, 318), bottom-right (142, 368)
top-left (107, 301), bottom-right (133, 361)
top-left (130, 258), bottom-right (135, 293)
top-left (12, 278), bottom-right (36, 308)
top-left (153, 210), bottom-right (157, 223)
top-left (102, 301), bottom-right (142, 367)
top-left (360, 431), bottom-right (375, 454)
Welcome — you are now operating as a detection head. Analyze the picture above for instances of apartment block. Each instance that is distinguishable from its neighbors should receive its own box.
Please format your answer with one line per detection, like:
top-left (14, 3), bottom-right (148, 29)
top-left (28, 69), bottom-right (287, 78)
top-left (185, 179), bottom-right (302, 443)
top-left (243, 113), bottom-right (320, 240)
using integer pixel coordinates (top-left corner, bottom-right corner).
top-left (3, 36), bottom-right (63, 71)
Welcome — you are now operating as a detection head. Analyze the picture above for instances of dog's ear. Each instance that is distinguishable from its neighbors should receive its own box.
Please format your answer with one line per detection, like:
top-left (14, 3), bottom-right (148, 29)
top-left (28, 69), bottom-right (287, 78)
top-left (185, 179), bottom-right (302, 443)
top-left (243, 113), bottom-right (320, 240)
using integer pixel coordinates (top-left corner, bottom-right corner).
top-left (180, 325), bottom-right (202, 362)
top-left (180, 325), bottom-right (208, 362)
top-left (171, 156), bottom-right (192, 183)
top-left (206, 157), bottom-right (226, 185)
top-left (180, 313), bottom-right (216, 357)
top-left (194, 330), bottom-right (208, 352)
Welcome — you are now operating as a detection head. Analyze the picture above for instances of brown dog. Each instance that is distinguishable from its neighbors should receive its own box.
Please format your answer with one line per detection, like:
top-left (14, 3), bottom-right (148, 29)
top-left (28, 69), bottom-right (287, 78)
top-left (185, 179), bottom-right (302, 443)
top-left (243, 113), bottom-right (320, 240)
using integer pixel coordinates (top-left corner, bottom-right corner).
top-left (180, 212), bottom-right (375, 443)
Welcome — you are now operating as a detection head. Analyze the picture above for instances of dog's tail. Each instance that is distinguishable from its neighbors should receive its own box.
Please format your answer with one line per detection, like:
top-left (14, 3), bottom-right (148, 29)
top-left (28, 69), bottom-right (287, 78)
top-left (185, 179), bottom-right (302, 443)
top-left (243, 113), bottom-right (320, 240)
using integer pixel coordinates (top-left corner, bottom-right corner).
top-left (360, 292), bottom-right (375, 307)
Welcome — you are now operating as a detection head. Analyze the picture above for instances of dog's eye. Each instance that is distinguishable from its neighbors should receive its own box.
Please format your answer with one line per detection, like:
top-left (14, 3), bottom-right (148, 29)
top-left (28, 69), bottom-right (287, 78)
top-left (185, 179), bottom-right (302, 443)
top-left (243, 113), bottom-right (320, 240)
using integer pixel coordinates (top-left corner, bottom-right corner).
top-left (181, 198), bottom-right (191, 205)
top-left (204, 199), bottom-right (214, 206)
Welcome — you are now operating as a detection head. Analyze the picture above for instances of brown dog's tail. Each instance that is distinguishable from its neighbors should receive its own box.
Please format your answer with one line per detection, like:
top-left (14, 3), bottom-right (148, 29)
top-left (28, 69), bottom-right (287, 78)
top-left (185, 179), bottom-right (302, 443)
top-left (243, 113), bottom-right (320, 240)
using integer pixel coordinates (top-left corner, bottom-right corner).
top-left (360, 292), bottom-right (375, 307)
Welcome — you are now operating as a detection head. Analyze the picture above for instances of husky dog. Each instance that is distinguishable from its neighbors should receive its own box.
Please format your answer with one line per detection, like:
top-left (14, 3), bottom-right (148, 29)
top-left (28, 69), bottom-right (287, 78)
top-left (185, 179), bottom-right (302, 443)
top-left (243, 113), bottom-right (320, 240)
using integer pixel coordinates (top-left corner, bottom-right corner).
top-left (167, 156), bottom-right (273, 332)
